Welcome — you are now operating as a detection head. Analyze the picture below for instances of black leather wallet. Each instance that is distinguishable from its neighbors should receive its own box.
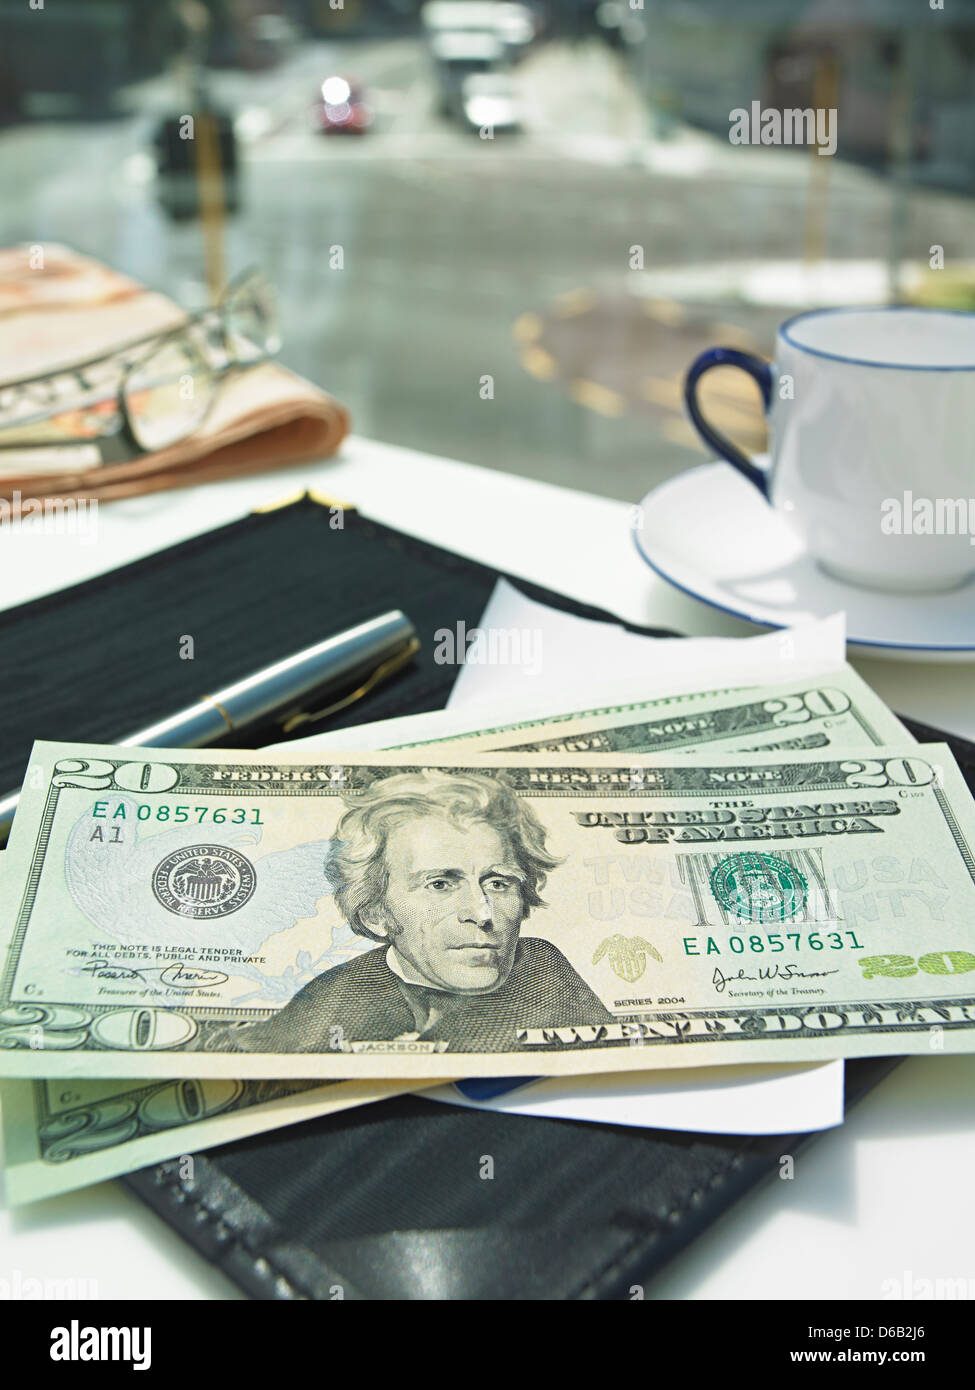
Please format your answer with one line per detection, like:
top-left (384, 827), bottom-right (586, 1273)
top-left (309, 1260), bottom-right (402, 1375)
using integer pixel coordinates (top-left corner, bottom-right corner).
top-left (3, 494), bottom-right (971, 1299)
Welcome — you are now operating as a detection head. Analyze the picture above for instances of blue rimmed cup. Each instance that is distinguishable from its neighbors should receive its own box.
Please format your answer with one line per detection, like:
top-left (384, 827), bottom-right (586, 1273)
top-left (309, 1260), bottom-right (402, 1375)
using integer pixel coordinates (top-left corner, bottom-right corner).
top-left (684, 307), bottom-right (975, 593)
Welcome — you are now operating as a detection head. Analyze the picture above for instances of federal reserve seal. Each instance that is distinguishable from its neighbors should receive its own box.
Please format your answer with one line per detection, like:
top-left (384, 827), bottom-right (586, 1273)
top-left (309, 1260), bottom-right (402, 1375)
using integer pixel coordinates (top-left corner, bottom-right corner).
top-left (709, 852), bottom-right (807, 924)
top-left (152, 844), bottom-right (256, 919)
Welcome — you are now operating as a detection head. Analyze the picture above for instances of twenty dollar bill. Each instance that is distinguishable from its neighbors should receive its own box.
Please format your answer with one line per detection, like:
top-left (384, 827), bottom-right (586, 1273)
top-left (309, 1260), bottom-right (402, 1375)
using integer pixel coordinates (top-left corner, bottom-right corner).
top-left (0, 1074), bottom-right (419, 1205)
top-left (422, 667), bottom-right (910, 757)
top-left (1, 739), bottom-right (973, 1079)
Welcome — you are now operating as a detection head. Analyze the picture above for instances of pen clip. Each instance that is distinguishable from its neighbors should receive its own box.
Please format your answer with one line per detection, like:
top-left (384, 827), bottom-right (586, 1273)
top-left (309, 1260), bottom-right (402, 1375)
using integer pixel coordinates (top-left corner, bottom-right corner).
top-left (278, 636), bottom-right (421, 734)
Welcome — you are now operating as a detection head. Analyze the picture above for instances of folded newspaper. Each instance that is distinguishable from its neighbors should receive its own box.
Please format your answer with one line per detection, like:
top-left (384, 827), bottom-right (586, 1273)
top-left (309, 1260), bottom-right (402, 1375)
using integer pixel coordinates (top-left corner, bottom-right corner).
top-left (0, 244), bottom-right (349, 511)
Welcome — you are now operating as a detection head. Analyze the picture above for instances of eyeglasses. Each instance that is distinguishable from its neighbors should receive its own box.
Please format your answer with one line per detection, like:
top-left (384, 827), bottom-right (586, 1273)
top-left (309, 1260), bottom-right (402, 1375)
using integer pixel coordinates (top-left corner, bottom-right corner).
top-left (0, 268), bottom-right (280, 461)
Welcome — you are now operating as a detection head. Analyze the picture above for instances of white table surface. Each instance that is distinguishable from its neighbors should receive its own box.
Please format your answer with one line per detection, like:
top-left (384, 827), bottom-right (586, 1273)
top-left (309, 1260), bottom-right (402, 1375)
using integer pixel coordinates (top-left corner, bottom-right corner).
top-left (2, 435), bottom-right (973, 1301)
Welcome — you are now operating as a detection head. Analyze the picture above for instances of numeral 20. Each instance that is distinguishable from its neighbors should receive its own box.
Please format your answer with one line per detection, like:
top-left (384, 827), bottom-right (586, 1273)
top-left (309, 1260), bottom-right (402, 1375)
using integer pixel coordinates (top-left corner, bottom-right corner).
top-left (52, 758), bottom-right (179, 793)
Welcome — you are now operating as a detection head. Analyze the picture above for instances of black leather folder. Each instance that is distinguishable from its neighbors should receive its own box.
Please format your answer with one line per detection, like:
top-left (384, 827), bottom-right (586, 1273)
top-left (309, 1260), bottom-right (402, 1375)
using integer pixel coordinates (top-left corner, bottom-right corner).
top-left (2, 493), bottom-right (971, 1300)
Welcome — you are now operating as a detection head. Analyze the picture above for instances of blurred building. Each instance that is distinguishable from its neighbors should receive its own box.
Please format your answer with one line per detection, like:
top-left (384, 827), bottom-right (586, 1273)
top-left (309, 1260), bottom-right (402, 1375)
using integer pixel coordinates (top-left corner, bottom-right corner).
top-left (0, 0), bottom-right (178, 116)
top-left (630, 0), bottom-right (975, 184)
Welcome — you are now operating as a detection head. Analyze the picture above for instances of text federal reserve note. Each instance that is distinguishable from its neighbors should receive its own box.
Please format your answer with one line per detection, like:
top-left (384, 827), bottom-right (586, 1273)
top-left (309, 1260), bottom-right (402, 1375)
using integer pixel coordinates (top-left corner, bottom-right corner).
top-left (417, 668), bottom-right (910, 757)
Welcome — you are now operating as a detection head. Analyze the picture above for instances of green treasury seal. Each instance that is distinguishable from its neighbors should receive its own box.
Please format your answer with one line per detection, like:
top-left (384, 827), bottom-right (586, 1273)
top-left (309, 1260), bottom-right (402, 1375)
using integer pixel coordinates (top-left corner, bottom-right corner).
top-left (709, 852), bottom-right (807, 923)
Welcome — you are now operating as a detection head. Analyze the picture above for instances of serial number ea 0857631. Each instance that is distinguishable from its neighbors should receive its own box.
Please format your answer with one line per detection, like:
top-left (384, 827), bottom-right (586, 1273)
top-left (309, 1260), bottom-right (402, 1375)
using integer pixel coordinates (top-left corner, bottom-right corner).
top-left (91, 802), bottom-right (266, 825)
top-left (682, 931), bottom-right (865, 956)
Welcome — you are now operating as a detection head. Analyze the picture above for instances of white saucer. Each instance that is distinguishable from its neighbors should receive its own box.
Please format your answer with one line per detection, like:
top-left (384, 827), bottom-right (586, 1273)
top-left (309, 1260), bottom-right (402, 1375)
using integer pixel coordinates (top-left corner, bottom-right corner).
top-left (633, 462), bottom-right (975, 662)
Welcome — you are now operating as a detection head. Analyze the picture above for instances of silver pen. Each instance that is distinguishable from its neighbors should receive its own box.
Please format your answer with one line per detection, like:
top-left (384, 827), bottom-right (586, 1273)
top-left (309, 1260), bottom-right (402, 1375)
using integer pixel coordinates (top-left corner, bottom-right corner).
top-left (0, 610), bottom-right (418, 846)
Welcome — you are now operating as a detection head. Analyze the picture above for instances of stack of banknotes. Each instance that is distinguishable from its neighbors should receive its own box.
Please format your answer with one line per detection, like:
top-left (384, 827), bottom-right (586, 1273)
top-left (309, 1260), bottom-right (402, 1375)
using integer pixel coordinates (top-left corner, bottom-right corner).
top-left (3, 662), bottom-right (975, 1203)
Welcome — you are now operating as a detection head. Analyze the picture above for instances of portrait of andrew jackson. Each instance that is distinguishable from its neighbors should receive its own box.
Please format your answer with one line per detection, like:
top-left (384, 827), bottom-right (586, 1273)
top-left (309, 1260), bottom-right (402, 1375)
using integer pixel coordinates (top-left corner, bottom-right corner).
top-left (218, 768), bottom-right (612, 1053)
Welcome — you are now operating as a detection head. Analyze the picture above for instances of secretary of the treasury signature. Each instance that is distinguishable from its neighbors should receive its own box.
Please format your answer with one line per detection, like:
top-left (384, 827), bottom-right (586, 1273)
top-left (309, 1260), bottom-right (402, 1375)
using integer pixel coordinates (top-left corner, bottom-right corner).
top-left (712, 962), bottom-right (841, 994)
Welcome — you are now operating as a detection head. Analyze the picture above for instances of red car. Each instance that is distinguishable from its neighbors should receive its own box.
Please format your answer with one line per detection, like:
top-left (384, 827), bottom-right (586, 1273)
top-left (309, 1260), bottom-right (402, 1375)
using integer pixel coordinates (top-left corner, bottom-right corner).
top-left (313, 77), bottom-right (372, 134)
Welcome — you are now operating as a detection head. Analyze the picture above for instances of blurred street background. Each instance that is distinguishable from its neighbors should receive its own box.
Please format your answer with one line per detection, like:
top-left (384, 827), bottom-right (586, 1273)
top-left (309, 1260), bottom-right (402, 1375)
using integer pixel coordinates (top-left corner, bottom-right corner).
top-left (1, 0), bottom-right (974, 501)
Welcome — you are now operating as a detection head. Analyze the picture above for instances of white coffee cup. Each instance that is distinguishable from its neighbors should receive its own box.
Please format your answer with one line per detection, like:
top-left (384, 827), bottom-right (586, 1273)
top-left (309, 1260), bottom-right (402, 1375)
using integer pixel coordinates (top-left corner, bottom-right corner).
top-left (684, 306), bottom-right (975, 593)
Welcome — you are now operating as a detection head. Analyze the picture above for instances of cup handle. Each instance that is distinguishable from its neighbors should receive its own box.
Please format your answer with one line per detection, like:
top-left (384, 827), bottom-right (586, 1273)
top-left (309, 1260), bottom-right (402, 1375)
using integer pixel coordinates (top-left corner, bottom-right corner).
top-left (684, 348), bottom-right (773, 499)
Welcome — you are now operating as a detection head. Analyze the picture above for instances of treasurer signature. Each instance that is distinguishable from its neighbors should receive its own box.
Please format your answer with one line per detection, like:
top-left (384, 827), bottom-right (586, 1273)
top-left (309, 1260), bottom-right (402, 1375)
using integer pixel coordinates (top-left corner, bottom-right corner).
top-left (78, 958), bottom-right (229, 990)
top-left (711, 962), bottom-right (840, 994)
